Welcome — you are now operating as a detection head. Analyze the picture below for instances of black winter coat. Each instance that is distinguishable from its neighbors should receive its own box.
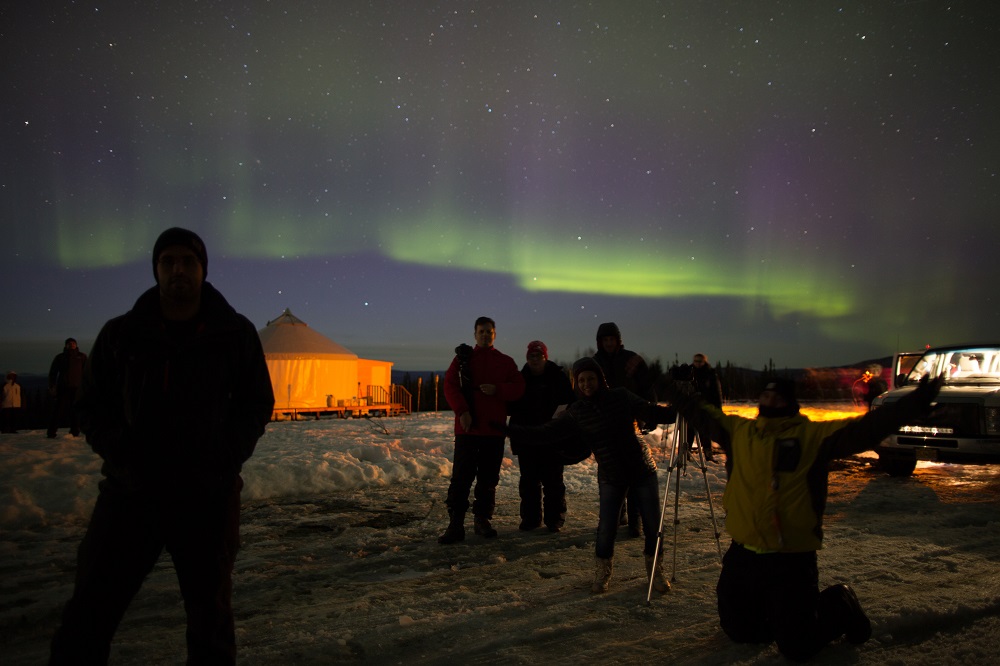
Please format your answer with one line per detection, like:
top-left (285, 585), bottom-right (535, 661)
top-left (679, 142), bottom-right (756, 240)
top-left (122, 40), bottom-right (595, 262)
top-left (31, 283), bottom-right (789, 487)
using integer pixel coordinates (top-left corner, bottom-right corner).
top-left (508, 361), bottom-right (575, 455)
top-left (594, 348), bottom-right (656, 402)
top-left (511, 387), bottom-right (674, 485)
top-left (77, 282), bottom-right (275, 492)
top-left (692, 364), bottom-right (723, 408)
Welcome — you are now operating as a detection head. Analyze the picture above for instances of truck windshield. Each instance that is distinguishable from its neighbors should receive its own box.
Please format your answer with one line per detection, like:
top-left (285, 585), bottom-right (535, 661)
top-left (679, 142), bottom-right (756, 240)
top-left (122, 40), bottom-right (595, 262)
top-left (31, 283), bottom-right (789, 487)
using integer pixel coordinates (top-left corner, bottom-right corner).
top-left (907, 347), bottom-right (1000, 384)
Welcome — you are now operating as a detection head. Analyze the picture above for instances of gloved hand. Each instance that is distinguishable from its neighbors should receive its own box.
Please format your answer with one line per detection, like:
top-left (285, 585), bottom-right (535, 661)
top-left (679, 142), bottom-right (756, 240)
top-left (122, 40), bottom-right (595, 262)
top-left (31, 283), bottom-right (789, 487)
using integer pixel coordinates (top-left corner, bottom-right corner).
top-left (897, 374), bottom-right (943, 418)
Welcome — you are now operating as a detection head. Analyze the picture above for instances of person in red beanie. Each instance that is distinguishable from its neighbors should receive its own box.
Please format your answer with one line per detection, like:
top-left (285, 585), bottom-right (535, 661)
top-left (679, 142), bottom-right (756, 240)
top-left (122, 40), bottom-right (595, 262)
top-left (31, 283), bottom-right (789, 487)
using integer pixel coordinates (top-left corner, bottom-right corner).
top-left (508, 340), bottom-right (576, 532)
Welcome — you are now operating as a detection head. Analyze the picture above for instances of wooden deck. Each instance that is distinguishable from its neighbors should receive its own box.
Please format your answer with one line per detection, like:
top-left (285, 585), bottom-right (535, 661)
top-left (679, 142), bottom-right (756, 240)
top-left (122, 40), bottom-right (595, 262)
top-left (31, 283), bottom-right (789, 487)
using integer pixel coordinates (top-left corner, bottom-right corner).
top-left (271, 401), bottom-right (409, 421)
top-left (271, 385), bottom-right (412, 421)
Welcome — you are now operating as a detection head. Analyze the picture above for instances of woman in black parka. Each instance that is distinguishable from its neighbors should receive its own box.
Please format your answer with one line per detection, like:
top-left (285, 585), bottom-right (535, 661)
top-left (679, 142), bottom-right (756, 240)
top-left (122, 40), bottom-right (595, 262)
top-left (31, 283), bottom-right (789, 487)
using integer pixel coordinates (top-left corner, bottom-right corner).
top-left (507, 357), bottom-right (675, 595)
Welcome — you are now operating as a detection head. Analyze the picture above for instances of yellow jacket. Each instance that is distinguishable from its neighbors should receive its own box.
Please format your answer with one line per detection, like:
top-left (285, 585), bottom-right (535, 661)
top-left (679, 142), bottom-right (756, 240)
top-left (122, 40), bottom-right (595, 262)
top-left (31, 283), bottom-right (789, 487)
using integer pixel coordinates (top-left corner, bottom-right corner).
top-left (686, 401), bottom-right (912, 553)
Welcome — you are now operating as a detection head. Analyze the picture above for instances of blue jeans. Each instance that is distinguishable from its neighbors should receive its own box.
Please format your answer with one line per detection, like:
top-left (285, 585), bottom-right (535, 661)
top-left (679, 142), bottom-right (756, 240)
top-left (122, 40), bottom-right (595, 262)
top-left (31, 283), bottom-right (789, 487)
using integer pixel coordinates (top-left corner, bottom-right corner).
top-left (596, 473), bottom-right (662, 559)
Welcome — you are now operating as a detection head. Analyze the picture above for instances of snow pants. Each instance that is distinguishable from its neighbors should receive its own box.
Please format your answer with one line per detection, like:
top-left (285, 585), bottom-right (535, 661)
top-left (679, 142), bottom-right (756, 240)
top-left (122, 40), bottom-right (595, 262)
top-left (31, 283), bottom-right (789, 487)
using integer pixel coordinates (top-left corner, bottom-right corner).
top-left (49, 475), bottom-right (243, 665)
top-left (445, 434), bottom-right (506, 519)
top-left (716, 541), bottom-right (853, 661)
top-left (515, 447), bottom-right (566, 529)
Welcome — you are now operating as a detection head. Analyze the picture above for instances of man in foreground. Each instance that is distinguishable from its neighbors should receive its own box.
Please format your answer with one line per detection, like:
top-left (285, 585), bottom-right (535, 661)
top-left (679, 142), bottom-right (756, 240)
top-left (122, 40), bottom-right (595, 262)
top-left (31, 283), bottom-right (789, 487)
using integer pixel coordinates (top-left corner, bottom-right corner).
top-left (50, 227), bottom-right (275, 664)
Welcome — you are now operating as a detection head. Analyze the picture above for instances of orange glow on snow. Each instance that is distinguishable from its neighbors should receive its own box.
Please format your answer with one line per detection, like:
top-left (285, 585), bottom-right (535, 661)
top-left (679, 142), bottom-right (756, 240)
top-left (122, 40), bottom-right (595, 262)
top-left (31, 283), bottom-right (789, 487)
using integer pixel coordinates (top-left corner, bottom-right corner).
top-left (722, 405), bottom-right (865, 421)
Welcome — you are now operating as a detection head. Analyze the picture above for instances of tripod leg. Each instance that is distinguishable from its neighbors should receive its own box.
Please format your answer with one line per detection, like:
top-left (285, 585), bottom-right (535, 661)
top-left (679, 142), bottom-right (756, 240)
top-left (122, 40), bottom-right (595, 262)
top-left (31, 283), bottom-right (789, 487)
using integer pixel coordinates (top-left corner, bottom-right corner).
top-left (692, 428), bottom-right (724, 562)
top-left (670, 416), bottom-right (686, 583)
top-left (647, 414), bottom-right (682, 604)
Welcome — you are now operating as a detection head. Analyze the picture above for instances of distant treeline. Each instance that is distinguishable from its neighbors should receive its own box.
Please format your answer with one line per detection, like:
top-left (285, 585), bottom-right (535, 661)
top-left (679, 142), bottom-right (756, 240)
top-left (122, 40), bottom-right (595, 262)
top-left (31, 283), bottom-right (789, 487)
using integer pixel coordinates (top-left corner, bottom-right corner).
top-left (393, 355), bottom-right (891, 411)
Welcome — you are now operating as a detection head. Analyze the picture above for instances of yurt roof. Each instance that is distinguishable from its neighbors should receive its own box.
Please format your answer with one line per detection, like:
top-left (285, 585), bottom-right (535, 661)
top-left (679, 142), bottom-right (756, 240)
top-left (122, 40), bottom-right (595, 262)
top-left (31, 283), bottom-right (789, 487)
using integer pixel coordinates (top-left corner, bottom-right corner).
top-left (258, 309), bottom-right (358, 360)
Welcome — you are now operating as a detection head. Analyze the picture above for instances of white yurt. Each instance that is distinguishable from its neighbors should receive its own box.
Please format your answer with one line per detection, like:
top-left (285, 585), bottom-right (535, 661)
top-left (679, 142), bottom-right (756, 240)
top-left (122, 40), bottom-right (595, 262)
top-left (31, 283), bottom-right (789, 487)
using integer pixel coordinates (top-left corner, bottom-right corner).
top-left (258, 309), bottom-right (360, 410)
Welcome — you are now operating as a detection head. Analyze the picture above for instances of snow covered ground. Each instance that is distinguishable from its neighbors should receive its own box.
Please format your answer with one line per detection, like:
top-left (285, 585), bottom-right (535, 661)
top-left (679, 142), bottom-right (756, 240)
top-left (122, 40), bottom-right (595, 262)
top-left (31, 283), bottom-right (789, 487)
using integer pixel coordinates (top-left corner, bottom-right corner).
top-left (2, 406), bottom-right (999, 664)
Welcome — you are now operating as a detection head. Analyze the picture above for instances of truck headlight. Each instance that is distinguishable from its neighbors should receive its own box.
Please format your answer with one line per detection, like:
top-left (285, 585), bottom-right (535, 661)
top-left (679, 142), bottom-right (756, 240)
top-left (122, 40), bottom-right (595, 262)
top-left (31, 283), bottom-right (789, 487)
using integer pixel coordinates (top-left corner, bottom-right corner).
top-left (987, 407), bottom-right (1000, 436)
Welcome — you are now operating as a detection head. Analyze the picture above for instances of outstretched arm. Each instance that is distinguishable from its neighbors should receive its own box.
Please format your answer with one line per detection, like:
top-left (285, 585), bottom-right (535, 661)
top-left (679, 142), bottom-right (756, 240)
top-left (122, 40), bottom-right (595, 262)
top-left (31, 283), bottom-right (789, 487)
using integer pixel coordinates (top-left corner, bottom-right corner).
top-left (823, 375), bottom-right (942, 459)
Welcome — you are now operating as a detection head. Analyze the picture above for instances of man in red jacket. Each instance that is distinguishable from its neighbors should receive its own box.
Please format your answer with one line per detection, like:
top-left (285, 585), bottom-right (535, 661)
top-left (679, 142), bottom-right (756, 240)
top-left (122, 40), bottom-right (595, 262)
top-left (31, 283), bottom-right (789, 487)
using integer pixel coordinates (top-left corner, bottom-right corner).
top-left (439, 316), bottom-right (525, 543)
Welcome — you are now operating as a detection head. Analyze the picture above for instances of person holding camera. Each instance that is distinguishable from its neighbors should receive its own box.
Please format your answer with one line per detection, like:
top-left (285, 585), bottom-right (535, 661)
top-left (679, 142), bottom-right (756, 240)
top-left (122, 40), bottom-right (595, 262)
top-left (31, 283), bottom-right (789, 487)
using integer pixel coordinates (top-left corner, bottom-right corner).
top-left (688, 353), bottom-right (723, 461)
top-left (439, 316), bottom-right (525, 544)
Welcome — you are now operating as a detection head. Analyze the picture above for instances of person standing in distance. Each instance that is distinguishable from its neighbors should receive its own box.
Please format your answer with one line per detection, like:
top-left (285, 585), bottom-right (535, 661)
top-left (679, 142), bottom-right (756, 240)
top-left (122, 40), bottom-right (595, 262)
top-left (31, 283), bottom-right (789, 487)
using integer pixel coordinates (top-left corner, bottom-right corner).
top-left (47, 337), bottom-right (87, 437)
top-left (689, 352), bottom-right (724, 461)
top-left (439, 316), bottom-right (525, 543)
top-left (1, 371), bottom-right (22, 434)
top-left (49, 227), bottom-right (275, 664)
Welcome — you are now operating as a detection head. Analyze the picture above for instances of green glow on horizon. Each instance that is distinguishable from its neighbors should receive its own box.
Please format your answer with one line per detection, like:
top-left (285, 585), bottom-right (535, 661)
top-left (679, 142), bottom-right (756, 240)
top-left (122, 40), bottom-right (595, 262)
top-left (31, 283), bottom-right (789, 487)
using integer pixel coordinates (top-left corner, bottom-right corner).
top-left (50, 204), bottom-right (857, 323)
top-left (54, 217), bottom-right (153, 269)
top-left (381, 214), bottom-right (857, 319)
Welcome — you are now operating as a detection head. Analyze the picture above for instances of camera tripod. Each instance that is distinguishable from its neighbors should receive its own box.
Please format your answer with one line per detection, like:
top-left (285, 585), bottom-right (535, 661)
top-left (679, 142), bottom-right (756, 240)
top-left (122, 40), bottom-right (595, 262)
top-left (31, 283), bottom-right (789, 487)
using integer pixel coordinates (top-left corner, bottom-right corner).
top-left (646, 412), bottom-right (723, 604)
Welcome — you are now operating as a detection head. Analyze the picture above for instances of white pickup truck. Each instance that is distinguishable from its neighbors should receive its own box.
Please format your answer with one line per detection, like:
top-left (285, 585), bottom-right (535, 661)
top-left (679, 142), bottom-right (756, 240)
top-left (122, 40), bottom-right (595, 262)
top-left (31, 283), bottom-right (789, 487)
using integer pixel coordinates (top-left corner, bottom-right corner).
top-left (872, 343), bottom-right (1000, 477)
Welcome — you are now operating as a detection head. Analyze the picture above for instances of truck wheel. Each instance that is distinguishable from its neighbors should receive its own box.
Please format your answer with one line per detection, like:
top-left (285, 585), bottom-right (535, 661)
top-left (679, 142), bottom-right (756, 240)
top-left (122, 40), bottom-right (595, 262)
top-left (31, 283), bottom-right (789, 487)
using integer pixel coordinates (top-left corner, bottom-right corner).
top-left (879, 455), bottom-right (917, 477)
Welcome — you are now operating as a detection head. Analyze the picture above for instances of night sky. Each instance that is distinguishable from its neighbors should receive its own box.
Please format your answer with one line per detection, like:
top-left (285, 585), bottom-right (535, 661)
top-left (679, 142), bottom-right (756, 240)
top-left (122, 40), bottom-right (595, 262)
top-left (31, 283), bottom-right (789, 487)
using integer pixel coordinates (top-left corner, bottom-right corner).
top-left (2, 1), bottom-right (998, 375)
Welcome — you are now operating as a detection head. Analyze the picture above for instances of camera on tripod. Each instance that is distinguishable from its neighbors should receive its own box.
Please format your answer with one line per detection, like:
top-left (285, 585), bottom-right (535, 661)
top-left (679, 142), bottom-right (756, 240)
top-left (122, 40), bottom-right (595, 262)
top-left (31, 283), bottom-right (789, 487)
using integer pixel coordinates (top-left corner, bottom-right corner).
top-left (667, 363), bottom-right (697, 396)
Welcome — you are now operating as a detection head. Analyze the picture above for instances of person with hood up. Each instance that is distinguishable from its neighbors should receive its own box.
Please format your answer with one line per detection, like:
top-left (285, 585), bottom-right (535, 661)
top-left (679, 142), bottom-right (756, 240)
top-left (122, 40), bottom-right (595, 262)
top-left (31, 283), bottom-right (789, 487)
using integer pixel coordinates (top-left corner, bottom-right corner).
top-left (505, 357), bottom-right (675, 596)
top-left (664, 374), bottom-right (943, 661)
top-left (593, 321), bottom-right (657, 537)
top-left (508, 340), bottom-right (576, 533)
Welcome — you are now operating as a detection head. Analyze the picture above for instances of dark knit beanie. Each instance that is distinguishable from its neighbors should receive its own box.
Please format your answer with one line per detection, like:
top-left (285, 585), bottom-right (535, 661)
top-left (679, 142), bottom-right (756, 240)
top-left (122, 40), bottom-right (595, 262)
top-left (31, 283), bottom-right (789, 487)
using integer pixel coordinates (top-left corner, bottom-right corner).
top-left (152, 227), bottom-right (208, 280)
top-left (572, 357), bottom-right (608, 388)
top-left (763, 378), bottom-right (799, 408)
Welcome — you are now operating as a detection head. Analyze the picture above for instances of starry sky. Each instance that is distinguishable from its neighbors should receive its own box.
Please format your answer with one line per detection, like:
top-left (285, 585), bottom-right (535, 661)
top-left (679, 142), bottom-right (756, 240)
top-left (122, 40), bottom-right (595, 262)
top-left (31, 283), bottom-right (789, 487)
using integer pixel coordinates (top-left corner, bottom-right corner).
top-left (2, 1), bottom-right (998, 375)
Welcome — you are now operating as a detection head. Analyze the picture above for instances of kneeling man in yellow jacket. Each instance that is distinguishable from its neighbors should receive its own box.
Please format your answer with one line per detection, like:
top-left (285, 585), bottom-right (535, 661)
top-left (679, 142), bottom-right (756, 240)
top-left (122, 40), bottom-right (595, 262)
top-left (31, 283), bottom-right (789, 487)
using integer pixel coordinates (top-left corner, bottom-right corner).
top-left (669, 375), bottom-right (941, 662)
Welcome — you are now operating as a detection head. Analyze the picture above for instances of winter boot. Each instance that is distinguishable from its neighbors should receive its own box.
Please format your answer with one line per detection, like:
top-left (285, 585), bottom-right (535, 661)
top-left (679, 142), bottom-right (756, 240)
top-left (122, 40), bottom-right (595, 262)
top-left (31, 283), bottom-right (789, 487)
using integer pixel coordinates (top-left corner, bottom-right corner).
top-left (591, 557), bottom-right (613, 594)
top-left (438, 510), bottom-right (466, 544)
top-left (821, 584), bottom-right (872, 644)
top-left (474, 515), bottom-right (498, 538)
top-left (645, 554), bottom-right (670, 594)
